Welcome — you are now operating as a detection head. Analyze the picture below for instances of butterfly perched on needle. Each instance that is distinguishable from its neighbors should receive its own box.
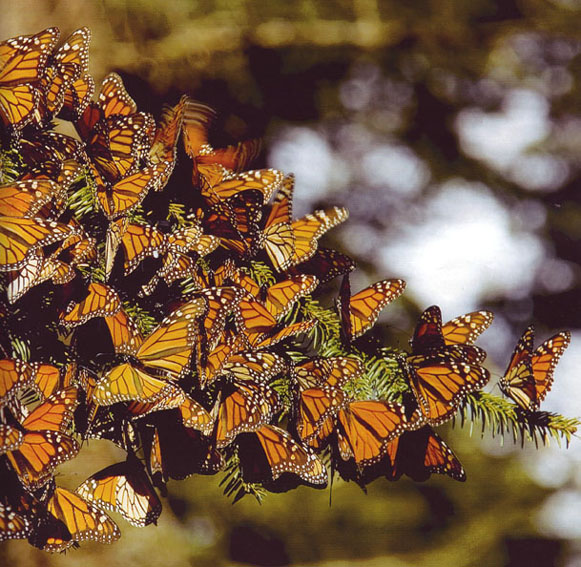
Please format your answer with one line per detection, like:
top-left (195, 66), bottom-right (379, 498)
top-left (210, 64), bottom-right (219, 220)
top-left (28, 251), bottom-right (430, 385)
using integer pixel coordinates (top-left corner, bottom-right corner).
top-left (292, 357), bottom-right (363, 446)
top-left (76, 454), bottom-right (162, 528)
top-left (0, 27), bottom-right (60, 131)
top-left (34, 27), bottom-right (91, 125)
top-left (237, 424), bottom-right (328, 492)
top-left (0, 216), bottom-right (79, 272)
top-left (405, 306), bottom-right (491, 426)
top-left (91, 299), bottom-right (206, 406)
top-left (60, 282), bottom-right (122, 327)
top-left (499, 325), bottom-right (571, 412)
top-left (410, 305), bottom-right (492, 356)
top-left (39, 485), bottom-right (120, 552)
top-left (4, 387), bottom-right (79, 490)
top-left (338, 275), bottom-right (406, 342)
top-left (348, 424), bottom-right (466, 487)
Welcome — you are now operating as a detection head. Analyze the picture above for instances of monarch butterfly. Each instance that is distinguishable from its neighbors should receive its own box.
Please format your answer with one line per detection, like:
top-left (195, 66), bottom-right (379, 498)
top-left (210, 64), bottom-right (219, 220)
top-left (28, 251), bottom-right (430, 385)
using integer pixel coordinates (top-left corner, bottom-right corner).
top-left (405, 350), bottom-right (490, 426)
top-left (92, 161), bottom-right (169, 220)
top-left (0, 216), bottom-right (78, 271)
top-left (19, 157), bottom-right (81, 191)
top-left (76, 74), bottom-right (154, 185)
top-left (224, 351), bottom-right (287, 384)
top-left (294, 357), bottom-right (363, 390)
top-left (36, 27), bottom-right (90, 124)
top-left (191, 286), bottom-right (244, 350)
top-left (0, 358), bottom-right (35, 404)
top-left (93, 299), bottom-right (206, 405)
top-left (290, 206), bottom-right (349, 266)
top-left (7, 220), bottom-right (95, 302)
top-left (42, 486), bottom-right (120, 551)
top-left (201, 188), bottom-right (264, 256)
top-left (246, 319), bottom-right (318, 350)
top-left (104, 217), bottom-right (127, 279)
top-left (199, 138), bottom-right (262, 173)
top-left (60, 282), bottom-right (121, 327)
top-left (236, 292), bottom-right (278, 333)
top-left (350, 425), bottom-right (466, 486)
top-left (182, 99), bottom-right (262, 179)
top-left (97, 72), bottom-right (137, 117)
top-left (195, 329), bottom-right (242, 388)
top-left (147, 95), bottom-right (187, 190)
top-left (5, 387), bottom-right (79, 489)
top-left (114, 220), bottom-right (166, 275)
top-left (5, 249), bottom-right (44, 303)
top-left (60, 71), bottom-right (94, 120)
top-left (293, 357), bottom-right (363, 445)
top-left (292, 247), bottom-right (355, 285)
top-left (499, 326), bottom-right (571, 411)
top-left (102, 308), bottom-right (143, 355)
top-left (123, 384), bottom-right (214, 437)
top-left (232, 272), bottom-right (318, 323)
top-left (201, 167), bottom-right (284, 205)
top-left (124, 382), bottom-right (188, 419)
top-left (177, 394), bottom-right (216, 435)
top-left (196, 323), bottom-right (285, 386)
top-left (76, 454), bottom-right (162, 528)
top-left (7, 237), bottom-right (94, 304)
top-left (237, 425), bottom-right (328, 490)
top-left (334, 400), bottom-right (408, 467)
top-left (214, 374), bottom-right (280, 448)
top-left (411, 305), bottom-right (492, 358)
top-left (18, 131), bottom-right (83, 179)
top-left (338, 276), bottom-right (406, 341)
top-left (442, 310), bottom-right (494, 346)
top-left (386, 426), bottom-right (466, 482)
top-left (0, 178), bottom-right (65, 218)
top-left (0, 28), bottom-right (60, 130)
top-left (143, 227), bottom-right (220, 295)
top-left (32, 363), bottom-right (66, 399)
top-left (258, 174), bottom-right (295, 272)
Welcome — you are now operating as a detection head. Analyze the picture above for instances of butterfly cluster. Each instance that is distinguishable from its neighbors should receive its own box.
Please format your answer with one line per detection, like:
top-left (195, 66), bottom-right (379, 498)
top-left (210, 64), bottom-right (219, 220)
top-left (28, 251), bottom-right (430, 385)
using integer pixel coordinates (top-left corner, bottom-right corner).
top-left (0, 27), bottom-right (576, 552)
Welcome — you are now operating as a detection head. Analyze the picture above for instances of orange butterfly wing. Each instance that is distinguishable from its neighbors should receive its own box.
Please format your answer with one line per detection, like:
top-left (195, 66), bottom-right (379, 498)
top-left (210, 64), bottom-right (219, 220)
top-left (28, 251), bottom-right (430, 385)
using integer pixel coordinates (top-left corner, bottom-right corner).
top-left (531, 331), bottom-right (571, 405)
top-left (336, 400), bottom-right (407, 465)
top-left (76, 457), bottom-right (162, 528)
top-left (45, 487), bottom-right (120, 551)
top-left (344, 278), bottom-right (406, 339)
top-left (406, 352), bottom-right (490, 425)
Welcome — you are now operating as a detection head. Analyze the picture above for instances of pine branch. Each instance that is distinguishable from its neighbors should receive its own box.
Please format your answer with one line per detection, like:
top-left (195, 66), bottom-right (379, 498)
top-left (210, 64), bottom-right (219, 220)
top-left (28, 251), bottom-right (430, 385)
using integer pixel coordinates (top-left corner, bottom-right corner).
top-left (247, 260), bottom-right (277, 287)
top-left (300, 297), bottom-right (341, 354)
top-left (167, 202), bottom-right (187, 225)
top-left (68, 167), bottom-right (97, 218)
top-left (0, 147), bottom-right (23, 182)
top-left (123, 303), bottom-right (158, 335)
top-left (354, 348), bottom-right (408, 401)
top-left (457, 391), bottom-right (579, 448)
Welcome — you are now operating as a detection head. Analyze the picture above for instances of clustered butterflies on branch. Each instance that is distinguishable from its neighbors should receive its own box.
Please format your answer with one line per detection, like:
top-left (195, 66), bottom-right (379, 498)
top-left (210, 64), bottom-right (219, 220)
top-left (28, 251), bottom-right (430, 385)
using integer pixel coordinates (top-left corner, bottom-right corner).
top-left (0, 26), bottom-right (577, 552)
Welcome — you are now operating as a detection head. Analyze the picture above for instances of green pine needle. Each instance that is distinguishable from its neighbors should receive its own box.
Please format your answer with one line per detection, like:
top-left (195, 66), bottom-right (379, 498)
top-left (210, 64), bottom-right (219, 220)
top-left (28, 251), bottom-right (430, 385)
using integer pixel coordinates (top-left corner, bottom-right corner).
top-left (458, 392), bottom-right (579, 448)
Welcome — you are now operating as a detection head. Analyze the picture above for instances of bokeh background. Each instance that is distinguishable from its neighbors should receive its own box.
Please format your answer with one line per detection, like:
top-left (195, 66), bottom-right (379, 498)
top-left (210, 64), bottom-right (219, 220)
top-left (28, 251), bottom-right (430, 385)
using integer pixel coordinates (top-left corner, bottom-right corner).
top-left (1, 1), bottom-right (581, 565)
